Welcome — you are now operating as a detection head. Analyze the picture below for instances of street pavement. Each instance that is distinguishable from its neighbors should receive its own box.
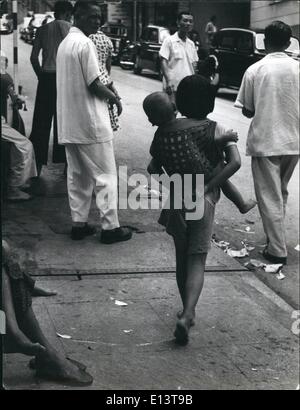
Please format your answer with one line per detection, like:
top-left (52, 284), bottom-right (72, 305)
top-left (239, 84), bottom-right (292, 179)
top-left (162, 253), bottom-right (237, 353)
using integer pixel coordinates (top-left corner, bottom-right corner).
top-left (1, 32), bottom-right (299, 390)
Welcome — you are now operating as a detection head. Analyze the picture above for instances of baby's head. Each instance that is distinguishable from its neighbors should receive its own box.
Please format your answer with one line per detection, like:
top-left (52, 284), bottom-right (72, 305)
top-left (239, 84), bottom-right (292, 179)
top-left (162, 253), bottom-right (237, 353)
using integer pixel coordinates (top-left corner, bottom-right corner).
top-left (176, 74), bottom-right (215, 120)
top-left (143, 92), bottom-right (175, 127)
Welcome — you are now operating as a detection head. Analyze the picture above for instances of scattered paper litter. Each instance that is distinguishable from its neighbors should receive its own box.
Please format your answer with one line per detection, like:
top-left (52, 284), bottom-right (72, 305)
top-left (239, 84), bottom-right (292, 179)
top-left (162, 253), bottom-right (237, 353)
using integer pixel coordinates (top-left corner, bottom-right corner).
top-left (115, 300), bottom-right (128, 307)
top-left (249, 259), bottom-right (265, 268)
top-left (264, 264), bottom-right (283, 273)
top-left (234, 228), bottom-right (255, 234)
top-left (123, 329), bottom-right (133, 334)
top-left (226, 248), bottom-right (249, 258)
top-left (295, 244), bottom-right (300, 252)
top-left (251, 368), bottom-right (258, 372)
top-left (275, 271), bottom-right (286, 280)
top-left (56, 333), bottom-right (72, 339)
top-left (245, 226), bottom-right (251, 232)
top-left (212, 238), bottom-right (230, 249)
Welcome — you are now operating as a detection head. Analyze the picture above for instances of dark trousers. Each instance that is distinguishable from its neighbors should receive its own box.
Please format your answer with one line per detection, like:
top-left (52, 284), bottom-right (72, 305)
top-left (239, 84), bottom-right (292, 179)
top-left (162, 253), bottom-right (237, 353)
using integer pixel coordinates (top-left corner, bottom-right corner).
top-left (30, 72), bottom-right (65, 166)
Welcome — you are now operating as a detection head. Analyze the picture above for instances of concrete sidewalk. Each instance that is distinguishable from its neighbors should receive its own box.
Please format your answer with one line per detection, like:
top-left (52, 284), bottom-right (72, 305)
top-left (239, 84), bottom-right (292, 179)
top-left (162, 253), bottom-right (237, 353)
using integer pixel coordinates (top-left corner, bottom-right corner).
top-left (2, 165), bottom-right (299, 390)
top-left (3, 272), bottom-right (299, 390)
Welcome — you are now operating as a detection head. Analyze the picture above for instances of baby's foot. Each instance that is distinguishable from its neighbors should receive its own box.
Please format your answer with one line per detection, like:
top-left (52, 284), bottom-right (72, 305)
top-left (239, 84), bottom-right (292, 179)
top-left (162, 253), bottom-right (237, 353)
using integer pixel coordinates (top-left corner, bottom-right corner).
top-left (239, 199), bottom-right (257, 214)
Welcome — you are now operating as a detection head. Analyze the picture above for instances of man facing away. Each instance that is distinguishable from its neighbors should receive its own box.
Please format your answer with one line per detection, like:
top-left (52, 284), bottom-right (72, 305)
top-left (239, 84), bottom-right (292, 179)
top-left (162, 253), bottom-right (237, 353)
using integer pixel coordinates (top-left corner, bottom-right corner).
top-left (159, 11), bottom-right (199, 107)
top-left (236, 21), bottom-right (299, 265)
top-left (30, 1), bottom-right (73, 176)
top-left (56, 1), bottom-right (132, 244)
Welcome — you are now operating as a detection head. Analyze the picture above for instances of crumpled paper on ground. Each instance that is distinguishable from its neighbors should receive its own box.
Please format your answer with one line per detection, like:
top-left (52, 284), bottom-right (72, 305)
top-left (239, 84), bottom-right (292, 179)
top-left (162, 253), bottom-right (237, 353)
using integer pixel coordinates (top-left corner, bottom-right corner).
top-left (226, 248), bottom-right (249, 258)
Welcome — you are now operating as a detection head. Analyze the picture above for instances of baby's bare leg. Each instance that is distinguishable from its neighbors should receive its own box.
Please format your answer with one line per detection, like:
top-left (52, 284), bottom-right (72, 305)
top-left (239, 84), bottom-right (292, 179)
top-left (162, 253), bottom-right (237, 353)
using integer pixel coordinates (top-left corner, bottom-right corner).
top-left (221, 180), bottom-right (256, 214)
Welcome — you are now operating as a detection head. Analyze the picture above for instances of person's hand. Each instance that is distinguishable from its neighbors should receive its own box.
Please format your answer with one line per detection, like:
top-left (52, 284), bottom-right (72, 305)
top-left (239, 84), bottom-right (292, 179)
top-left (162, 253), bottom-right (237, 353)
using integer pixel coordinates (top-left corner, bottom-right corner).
top-left (115, 98), bottom-right (123, 116)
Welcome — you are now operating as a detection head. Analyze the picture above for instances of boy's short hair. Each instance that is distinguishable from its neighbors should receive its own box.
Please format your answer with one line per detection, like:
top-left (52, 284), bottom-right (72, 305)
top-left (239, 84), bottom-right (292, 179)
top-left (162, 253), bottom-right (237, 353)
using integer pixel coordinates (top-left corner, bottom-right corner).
top-left (54, 1), bottom-right (73, 16)
top-left (176, 75), bottom-right (215, 120)
top-left (265, 21), bottom-right (292, 48)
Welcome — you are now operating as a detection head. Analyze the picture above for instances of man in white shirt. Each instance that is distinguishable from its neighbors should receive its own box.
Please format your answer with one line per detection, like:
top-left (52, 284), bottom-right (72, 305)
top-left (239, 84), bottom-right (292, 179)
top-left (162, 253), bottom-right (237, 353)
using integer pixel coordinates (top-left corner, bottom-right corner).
top-left (56, 1), bottom-right (132, 244)
top-left (236, 21), bottom-right (299, 265)
top-left (159, 11), bottom-right (198, 105)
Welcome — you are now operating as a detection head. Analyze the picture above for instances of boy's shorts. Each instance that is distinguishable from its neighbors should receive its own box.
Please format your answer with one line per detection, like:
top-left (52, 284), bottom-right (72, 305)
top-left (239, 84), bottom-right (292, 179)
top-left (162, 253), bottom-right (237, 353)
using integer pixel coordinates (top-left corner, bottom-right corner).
top-left (159, 188), bottom-right (219, 254)
top-left (186, 197), bottom-right (216, 254)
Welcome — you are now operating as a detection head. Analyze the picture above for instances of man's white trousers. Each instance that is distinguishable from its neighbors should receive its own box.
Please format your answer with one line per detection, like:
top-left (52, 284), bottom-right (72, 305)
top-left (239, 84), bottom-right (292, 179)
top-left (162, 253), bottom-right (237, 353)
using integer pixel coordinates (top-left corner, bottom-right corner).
top-left (65, 141), bottom-right (120, 230)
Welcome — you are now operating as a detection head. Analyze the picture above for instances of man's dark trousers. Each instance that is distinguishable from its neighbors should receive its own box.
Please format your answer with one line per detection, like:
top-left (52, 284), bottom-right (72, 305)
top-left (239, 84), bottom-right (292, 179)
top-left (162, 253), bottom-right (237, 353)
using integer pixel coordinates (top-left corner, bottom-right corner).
top-left (30, 72), bottom-right (66, 167)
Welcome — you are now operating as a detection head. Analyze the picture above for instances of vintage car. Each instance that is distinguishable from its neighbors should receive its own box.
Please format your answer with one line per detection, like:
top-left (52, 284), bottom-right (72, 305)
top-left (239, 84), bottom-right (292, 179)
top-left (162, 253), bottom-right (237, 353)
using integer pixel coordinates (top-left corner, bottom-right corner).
top-left (22, 13), bottom-right (54, 44)
top-left (100, 22), bottom-right (131, 64)
top-left (133, 25), bottom-right (170, 78)
top-left (0, 14), bottom-right (13, 34)
top-left (206, 28), bottom-right (300, 89)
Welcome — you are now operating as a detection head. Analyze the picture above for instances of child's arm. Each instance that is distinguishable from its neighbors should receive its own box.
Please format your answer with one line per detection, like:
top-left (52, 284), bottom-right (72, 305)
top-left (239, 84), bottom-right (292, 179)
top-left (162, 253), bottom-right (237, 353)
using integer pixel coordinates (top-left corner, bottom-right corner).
top-left (205, 145), bottom-right (241, 194)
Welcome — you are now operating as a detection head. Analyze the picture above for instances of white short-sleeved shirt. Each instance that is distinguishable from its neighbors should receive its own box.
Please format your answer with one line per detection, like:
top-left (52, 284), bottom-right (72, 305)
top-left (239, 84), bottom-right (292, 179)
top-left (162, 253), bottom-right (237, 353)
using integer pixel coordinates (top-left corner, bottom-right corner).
top-left (159, 32), bottom-right (199, 91)
top-left (56, 27), bottom-right (113, 144)
top-left (236, 53), bottom-right (299, 157)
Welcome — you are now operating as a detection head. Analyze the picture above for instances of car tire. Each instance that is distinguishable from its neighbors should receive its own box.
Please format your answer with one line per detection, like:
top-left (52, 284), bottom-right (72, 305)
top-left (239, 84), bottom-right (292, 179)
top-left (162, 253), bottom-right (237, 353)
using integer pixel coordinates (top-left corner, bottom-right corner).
top-left (133, 56), bottom-right (142, 75)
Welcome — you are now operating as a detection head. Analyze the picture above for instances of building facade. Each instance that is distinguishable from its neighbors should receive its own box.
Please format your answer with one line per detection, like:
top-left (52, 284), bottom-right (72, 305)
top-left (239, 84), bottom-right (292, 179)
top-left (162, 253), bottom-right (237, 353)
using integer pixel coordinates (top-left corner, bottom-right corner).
top-left (250, 0), bottom-right (299, 38)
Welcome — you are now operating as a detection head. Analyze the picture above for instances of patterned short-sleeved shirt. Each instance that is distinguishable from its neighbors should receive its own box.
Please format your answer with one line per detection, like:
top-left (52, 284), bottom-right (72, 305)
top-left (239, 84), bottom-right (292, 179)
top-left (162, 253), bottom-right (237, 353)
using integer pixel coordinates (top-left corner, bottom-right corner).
top-left (89, 31), bottom-right (113, 85)
top-left (150, 118), bottom-right (223, 181)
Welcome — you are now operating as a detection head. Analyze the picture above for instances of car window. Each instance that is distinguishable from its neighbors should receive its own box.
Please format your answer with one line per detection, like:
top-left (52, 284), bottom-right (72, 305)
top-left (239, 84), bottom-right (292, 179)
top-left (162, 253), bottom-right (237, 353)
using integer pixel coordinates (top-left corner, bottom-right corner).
top-left (218, 32), bottom-right (236, 50)
top-left (256, 33), bottom-right (300, 55)
top-left (236, 32), bottom-right (253, 53)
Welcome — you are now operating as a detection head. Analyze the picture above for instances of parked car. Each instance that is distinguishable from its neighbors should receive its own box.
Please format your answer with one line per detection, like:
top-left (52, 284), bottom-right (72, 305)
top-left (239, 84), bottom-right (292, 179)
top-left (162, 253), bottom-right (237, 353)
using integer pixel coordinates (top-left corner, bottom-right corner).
top-left (19, 16), bottom-right (32, 41)
top-left (23, 13), bottom-right (49, 44)
top-left (100, 22), bottom-right (131, 64)
top-left (203, 28), bottom-right (300, 89)
top-left (0, 14), bottom-right (13, 34)
top-left (133, 25), bottom-right (170, 78)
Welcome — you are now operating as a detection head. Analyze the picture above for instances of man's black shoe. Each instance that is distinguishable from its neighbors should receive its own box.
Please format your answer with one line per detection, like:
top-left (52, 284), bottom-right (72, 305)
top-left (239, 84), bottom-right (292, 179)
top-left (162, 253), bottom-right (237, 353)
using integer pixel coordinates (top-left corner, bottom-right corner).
top-left (71, 224), bottom-right (97, 241)
top-left (262, 249), bottom-right (287, 265)
top-left (101, 227), bottom-right (132, 244)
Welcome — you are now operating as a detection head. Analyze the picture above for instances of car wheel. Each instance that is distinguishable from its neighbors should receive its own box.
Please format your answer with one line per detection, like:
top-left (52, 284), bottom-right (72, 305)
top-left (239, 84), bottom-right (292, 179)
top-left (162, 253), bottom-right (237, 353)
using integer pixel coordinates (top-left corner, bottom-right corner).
top-left (133, 56), bottom-right (142, 75)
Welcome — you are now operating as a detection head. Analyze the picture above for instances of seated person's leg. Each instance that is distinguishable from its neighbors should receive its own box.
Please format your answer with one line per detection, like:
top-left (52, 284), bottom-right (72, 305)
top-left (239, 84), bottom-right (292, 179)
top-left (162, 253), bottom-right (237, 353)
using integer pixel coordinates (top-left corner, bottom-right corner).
top-left (2, 240), bottom-right (93, 386)
top-left (1, 122), bottom-right (37, 201)
top-left (2, 267), bottom-right (46, 356)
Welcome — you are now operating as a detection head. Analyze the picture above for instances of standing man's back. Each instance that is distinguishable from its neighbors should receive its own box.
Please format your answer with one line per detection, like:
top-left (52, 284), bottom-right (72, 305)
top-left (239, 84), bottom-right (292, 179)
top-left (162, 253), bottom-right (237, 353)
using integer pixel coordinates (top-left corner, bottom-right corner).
top-left (29, 1), bottom-right (73, 176)
top-left (236, 20), bottom-right (299, 265)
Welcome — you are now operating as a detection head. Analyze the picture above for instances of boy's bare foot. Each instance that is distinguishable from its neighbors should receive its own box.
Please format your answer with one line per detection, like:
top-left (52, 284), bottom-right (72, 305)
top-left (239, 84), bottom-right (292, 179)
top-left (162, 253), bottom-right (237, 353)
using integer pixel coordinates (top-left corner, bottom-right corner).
top-left (32, 285), bottom-right (57, 297)
top-left (239, 199), bottom-right (257, 214)
top-left (176, 311), bottom-right (195, 327)
top-left (174, 317), bottom-right (191, 345)
top-left (35, 354), bottom-right (93, 386)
